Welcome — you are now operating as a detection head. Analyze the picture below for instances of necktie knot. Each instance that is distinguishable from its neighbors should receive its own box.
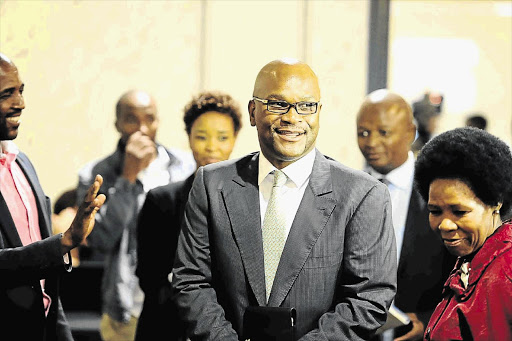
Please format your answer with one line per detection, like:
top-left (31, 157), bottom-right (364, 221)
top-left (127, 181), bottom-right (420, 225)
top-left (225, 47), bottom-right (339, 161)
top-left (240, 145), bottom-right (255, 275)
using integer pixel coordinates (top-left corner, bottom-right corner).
top-left (272, 170), bottom-right (287, 188)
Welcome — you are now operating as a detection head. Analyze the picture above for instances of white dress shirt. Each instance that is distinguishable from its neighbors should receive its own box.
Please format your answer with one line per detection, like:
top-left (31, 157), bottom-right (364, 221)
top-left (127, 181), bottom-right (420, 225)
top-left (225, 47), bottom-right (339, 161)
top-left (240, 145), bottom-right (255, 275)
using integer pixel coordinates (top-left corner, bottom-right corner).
top-left (367, 151), bottom-right (415, 262)
top-left (258, 148), bottom-right (316, 239)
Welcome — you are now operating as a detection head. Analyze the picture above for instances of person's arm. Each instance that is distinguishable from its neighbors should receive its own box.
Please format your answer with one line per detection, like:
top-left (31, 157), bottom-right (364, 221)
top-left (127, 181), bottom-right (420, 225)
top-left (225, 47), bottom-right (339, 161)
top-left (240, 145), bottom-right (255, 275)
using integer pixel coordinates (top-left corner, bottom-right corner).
top-left (466, 252), bottom-right (512, 340)
top-left (0, 175), bottom-right (105, 281)
top-left (0, 235), bottom-right (70, 280)
top-left (299, 183), bottom-right (397, 341)
top-left (172, 168), bottom-right (238, 340)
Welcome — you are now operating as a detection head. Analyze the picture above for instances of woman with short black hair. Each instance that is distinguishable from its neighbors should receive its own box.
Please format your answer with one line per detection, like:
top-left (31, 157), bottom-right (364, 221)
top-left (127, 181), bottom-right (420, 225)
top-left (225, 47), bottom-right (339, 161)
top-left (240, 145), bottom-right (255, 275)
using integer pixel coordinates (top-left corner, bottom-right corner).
top-left (414, 127), bottom-right (512, 340)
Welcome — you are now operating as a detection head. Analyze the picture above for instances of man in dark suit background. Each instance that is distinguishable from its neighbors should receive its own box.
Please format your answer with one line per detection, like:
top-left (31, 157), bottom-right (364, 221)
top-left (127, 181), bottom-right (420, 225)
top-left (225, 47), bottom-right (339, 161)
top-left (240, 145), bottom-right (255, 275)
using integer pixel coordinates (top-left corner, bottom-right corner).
top-left (0, 53), bottom-right (105, 340)
top-left (356, 89), bottom-right (456, 340)
top-left (172, 58), bottom-right (397, 340)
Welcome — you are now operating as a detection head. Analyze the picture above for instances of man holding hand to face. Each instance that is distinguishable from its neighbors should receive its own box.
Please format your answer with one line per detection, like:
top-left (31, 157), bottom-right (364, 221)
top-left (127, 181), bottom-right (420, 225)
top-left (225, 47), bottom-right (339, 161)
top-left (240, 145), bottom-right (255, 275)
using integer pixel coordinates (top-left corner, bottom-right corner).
top-left (77, 90), bottom-right (195, 341)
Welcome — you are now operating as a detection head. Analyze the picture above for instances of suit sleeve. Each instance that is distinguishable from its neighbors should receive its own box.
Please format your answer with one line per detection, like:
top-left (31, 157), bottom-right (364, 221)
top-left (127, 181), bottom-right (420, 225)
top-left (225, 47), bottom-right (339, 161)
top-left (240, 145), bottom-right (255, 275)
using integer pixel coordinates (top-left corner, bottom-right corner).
top-left (0, 234), bottom-right (68, 283)
top-left (299, 183), bottom-right (397, 341)
top-left (172, 167), bottom-right (239, 340)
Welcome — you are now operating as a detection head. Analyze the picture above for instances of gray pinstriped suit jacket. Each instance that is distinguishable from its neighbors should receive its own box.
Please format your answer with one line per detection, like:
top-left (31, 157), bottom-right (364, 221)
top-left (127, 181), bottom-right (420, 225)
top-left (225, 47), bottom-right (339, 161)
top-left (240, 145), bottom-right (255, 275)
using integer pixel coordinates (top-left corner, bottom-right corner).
top-left (172, 150), bottom-right (397, 340)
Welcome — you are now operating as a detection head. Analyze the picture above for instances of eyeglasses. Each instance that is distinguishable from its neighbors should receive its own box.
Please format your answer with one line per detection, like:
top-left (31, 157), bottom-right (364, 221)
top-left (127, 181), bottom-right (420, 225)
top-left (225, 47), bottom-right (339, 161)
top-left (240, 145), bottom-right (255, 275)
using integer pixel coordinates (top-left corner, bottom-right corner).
top-left (252, 97), bottom-right (320, 115)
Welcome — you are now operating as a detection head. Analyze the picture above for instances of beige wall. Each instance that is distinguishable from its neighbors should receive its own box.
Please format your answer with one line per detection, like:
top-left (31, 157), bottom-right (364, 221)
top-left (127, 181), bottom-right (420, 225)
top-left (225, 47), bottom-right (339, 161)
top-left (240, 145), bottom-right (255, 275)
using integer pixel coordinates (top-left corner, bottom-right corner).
top-left (1, 0), bottom-right (510, 205)
top-left (389, 1), bottom-right (512, 143)
top-left (0, 0), bottom-right (369, 204)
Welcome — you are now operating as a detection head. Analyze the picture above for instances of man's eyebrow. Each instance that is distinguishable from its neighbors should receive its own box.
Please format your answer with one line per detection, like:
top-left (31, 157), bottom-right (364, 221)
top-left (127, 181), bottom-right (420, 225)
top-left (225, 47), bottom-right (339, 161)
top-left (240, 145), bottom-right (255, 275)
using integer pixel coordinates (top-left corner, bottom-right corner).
top-left (0, 87), bottom-right (15, 95)
top-left (266, 94), bottom-right (285, 100)
top-left (266, 95), bottom-right (317, 102)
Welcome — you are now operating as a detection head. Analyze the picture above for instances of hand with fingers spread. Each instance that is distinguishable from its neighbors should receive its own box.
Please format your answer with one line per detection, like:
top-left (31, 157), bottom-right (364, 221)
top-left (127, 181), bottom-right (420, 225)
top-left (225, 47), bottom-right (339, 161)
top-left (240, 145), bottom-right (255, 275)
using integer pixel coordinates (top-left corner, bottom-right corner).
top-left (61, 174), bottom-right (106, 254)
top-left (122, 131), bottom-right (157, 183)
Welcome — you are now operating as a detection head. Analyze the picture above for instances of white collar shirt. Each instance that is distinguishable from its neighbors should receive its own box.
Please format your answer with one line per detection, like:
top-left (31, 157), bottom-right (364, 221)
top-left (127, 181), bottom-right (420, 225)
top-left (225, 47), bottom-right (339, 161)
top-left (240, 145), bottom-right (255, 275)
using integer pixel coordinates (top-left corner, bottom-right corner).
top-left (258, 148), bottom-right (316, 238)
top-left (0, 140), bottom-right (18, 157)
top-left (136, 144), bottom-right (173, 204)
top-left (367, 151), bottom-right (415, 262)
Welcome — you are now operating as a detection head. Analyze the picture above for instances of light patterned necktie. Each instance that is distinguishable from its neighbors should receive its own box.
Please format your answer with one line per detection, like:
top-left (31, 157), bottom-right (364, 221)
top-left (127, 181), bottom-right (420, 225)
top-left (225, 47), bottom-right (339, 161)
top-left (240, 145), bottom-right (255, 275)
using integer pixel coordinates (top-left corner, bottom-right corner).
top-left (262, 169), bottom-right (288, 303)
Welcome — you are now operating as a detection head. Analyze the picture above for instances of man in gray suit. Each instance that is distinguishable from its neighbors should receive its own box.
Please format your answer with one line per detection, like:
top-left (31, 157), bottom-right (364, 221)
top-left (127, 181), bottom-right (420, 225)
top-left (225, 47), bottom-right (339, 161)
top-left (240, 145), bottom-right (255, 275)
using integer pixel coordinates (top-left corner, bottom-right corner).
top-left (172, 58), bottom-right (397, 340)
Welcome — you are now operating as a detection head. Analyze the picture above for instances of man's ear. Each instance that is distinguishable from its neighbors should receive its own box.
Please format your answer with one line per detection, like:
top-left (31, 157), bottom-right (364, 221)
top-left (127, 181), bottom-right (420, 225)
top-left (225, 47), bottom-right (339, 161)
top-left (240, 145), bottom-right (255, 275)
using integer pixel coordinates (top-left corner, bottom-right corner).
top-left (407, 122), bottom-right (417, 145)
top-left (248, 100), bottom-right (256, 126)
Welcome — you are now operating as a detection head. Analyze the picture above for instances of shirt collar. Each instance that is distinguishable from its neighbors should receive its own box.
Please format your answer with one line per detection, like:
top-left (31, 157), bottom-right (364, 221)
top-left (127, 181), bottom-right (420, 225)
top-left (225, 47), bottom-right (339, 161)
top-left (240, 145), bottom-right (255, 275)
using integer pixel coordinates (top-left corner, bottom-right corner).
top-left (258, 148), bottom-right (316, 188)
top-left (0, 140), bottom-right (19, 156)
top-left (0, 141), bottom-right (19, 167)
top-left (367, 151), bottom-right (415, 190)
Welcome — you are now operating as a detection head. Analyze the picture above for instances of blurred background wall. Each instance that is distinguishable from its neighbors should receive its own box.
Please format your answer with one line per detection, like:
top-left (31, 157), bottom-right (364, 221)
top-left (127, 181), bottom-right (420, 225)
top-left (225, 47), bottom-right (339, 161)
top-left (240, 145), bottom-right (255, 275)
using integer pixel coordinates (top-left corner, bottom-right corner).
top-left (1, 0), bottom-right (510, 204)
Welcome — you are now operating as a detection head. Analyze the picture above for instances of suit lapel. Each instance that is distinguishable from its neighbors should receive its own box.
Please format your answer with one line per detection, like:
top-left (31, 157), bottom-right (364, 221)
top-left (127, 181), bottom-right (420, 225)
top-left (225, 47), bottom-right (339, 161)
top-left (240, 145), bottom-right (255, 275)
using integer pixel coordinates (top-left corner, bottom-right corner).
top-left (268, 151), bottom-right (337, 306)
top-left (222, 153), bottom-right (267, 306)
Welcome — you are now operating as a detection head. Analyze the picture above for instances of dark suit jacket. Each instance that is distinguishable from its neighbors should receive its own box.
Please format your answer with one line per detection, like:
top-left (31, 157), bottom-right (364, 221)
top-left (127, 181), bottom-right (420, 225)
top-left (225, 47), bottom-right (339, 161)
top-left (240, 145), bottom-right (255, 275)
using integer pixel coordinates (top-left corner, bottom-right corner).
top-left (394, 188), bottom-right (457, 326)
top-left (135, 174), bottom-right (194, 341)
top-left (172, 151), bottom-right (397, 340)
top-left (0, 152), bottom-right (73, 341)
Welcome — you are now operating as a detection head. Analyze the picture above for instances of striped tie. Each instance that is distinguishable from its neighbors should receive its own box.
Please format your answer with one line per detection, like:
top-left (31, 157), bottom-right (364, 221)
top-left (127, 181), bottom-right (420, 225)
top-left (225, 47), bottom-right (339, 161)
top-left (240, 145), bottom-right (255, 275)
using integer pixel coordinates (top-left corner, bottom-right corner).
top-left (262, 169), bottom-right (288, 303)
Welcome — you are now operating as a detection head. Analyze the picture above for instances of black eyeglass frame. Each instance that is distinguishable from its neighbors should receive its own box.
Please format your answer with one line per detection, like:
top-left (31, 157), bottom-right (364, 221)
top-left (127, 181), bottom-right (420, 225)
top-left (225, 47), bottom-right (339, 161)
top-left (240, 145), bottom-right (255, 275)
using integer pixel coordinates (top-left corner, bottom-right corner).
top-left (252, 97), bottom-right (320, 115)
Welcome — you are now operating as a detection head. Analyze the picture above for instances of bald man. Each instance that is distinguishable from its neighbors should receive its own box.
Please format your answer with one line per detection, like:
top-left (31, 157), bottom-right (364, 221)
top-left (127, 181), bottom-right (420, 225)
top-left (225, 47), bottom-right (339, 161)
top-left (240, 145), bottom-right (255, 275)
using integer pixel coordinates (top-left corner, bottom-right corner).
top-left (172, 59), bottom-right (397, 340)
top-left (77, 90), bottom-right (195, 341)
top-left (356, 89), bottom-right (456, 341)
top-left (1, 53), bottom-right (105, 340)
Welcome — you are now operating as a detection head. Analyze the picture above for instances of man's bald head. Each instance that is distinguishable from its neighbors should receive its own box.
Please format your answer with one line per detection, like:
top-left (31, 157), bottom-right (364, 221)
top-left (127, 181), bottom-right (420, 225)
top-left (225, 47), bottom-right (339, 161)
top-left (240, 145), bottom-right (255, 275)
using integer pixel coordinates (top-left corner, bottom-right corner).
top-left (115, 89), bottom-right (159, 143)
top-left (253, 58), bottom-right (320, 100)
top-left (0, 53), bottom-right (16, 75)
top-left (357, 89), bottom-right (413, 124)
top-left (356, 89), bottom-right (416, 174)
top-left (115, 90), bottom-right (156, 119)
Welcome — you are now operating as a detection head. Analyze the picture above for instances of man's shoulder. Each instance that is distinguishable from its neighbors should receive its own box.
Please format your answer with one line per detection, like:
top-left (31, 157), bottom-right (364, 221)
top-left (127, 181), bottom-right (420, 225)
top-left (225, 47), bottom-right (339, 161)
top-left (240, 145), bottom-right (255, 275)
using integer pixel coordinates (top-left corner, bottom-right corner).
top-left (318, 152), bottom-right (379, 186)
top-left (196, 152), bottom-right (258, 186)
top-left (16, 150), bottom-right (32, 164)
top-left (203, 152), bottom-right (257, 172)
top-left (15, 151), bottom-right (39, 177)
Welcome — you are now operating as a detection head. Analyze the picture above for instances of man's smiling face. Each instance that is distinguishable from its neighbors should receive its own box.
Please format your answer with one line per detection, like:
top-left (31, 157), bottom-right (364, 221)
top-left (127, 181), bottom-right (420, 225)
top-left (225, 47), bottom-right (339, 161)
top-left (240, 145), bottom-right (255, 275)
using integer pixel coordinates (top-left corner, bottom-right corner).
top-left (0, 60), bottom-right (25, 141)
top-left (249, 60), bottom-right (321, 169)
